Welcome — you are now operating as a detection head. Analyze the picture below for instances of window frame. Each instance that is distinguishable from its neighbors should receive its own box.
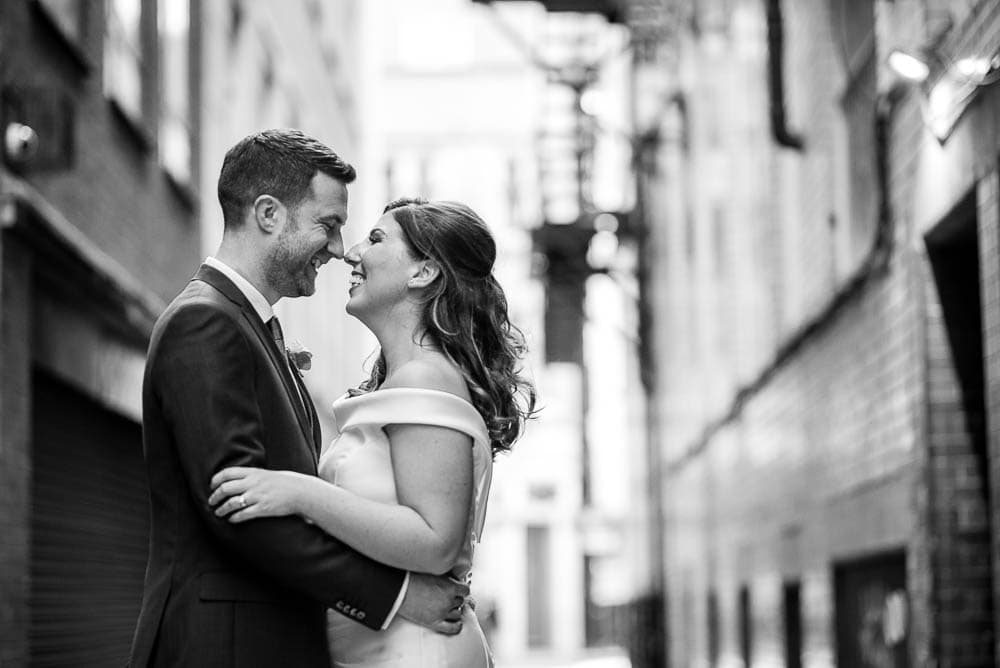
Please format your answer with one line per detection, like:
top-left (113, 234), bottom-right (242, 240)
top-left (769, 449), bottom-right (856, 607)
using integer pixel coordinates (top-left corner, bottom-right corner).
top-left (157, 0), bottom-right (193, 188)
top-left (103, 0), bottom-right (149, 147)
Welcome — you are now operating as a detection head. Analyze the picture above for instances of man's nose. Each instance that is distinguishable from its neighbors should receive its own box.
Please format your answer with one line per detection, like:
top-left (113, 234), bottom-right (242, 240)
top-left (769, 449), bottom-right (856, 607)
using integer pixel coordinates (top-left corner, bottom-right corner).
top-left (327, 234), bottom-right (345, 259)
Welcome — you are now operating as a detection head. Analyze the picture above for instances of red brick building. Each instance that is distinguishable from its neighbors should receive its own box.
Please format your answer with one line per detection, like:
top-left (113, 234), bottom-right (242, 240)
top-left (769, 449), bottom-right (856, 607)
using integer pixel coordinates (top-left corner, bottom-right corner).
top-left (0, 0), bottom-right (200, 664)
top-left (638, 0), bottom-right (1000, 665)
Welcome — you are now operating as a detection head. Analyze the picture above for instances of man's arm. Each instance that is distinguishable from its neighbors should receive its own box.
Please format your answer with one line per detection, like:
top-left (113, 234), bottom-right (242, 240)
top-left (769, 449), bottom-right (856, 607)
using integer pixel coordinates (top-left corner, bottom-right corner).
top-left (152, 302), bottom-right (405, 628)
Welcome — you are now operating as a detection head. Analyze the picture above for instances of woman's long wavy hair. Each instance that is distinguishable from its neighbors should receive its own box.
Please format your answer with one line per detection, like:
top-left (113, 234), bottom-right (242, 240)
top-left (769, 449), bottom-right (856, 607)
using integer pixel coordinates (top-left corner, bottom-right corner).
top-left (359, 197), bottom-right (536, 456)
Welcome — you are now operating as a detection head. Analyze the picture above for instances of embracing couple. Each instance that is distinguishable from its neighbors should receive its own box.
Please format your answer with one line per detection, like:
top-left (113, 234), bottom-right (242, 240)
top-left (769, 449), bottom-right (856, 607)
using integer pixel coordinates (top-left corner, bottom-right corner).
top-left (127, 129), bottom-right (535, 667)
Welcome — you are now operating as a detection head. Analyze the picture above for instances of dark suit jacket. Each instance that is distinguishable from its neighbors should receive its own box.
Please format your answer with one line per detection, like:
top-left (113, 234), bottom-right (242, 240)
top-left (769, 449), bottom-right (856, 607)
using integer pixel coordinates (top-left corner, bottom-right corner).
top-left (128, 265), bottom-right (406, 667)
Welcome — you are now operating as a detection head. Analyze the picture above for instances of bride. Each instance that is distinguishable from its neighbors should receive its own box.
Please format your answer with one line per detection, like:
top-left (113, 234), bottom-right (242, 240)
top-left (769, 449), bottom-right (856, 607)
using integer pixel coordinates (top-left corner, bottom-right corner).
top-left (208, 197), bottom-right (535, 667)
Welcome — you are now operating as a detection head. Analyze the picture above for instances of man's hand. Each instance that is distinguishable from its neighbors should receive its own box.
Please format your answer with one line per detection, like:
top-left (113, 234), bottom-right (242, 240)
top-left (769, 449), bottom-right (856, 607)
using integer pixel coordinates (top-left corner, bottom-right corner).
top-left (397, 572), bottom-right (470, 635)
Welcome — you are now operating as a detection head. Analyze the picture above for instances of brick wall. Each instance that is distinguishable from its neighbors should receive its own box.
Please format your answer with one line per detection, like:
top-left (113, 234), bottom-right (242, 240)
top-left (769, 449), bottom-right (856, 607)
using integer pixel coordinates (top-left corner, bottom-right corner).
top-left (924, 260), bottom-right (994, 666)
top-left (0, 1), bottom-right (201, 664)
top-left (663, 262), bottom-right (919, 666)
top-left (650, 0), bottom-right (1000, 666)
top-left (980, 167), bottom-right (1000, 659)
top-left (2, 0), bottom-right (201, 303)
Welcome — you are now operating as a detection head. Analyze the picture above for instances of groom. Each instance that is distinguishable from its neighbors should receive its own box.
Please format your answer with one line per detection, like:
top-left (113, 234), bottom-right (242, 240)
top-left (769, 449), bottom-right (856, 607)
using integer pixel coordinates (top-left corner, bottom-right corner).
top-left (128, 130), bottom-right (467, 667)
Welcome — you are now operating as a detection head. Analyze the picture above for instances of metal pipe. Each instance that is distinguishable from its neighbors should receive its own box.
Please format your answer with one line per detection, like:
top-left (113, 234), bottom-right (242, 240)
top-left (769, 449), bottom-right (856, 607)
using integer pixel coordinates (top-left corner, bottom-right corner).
top-left (765, 0), bottom-right (805, 150)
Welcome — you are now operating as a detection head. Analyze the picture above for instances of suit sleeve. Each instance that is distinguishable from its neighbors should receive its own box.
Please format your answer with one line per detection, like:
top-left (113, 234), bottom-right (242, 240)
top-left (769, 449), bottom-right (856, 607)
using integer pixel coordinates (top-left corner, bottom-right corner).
top-left (151, 303), bottom-right (405, 629)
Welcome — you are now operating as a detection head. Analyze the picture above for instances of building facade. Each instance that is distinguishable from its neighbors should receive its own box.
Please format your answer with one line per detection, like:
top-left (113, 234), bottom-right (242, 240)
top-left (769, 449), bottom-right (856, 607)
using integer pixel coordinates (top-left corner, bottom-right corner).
top-left (0, 0), bottom-right (200, 664)
top-left (0, 0), bottom-right (369, 665)
top-left (638, 0), bottom-right (1000, 665)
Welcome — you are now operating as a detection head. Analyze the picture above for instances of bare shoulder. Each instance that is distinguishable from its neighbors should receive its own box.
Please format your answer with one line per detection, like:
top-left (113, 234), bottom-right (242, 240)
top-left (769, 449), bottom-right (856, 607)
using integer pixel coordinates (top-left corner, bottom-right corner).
top-left (382, 356), bottom-right (471, 401)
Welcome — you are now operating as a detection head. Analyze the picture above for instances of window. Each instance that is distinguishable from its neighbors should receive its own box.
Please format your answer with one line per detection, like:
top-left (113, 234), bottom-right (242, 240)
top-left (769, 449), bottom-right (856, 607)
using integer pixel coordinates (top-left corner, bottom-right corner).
top-left (526, 526), bottom-right (552, 647)
top-left (834, 552), bottom-right (908, 667)
top-left (159, 0), bottom-right (191, 184)
top-left (228, 0), bottom-right (244, 48)
top-left (390, 8), bottom-right (474, 71)
top-left (695, 0), bottom-right (730, 35)
top-left (712, 204), bottom-right (727, 277)
top-left (707, 589), bottom-right (720, 667)
top-left (738, 585), bottom-right (752, 666)
top-left (104, 0), bottom-right (143, 124)
top-left (782, 581), bottom-right (803, 668)
top-left (829, 0), bottom-right (877, 264)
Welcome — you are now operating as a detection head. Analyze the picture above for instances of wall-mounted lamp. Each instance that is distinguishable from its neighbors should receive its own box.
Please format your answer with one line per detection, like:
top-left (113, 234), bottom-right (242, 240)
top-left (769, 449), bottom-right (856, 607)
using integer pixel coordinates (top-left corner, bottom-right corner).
top-left (887, 49), bottom-right (929, 83)
top-left (884, 46), bottom-right (1000, 142)
top-left (927, 51), bottom-right (999, 141)
top-left (4, 122), bottom-right (39, 165)
top-left (953, 55), bottom-right (1000, 85)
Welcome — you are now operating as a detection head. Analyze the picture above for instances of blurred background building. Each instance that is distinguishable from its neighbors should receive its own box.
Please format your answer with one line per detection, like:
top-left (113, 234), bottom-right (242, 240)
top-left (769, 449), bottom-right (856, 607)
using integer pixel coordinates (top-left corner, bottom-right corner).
top-left (0, 0), bottom-right (195, 664)
top-left (637, 0), bottom-right (1000, 667)
top-left (362, 2), bottom-right (648, 665)
top-left (3, 0), bottom-right (1000, 667)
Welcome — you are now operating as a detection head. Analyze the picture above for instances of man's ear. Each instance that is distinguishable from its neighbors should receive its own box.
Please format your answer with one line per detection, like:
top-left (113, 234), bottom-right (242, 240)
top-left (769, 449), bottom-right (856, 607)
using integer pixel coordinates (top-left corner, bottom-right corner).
top-left (252, 194), bottom-right (286, 233)
top-left (408, 260), bottom-right (441, 289)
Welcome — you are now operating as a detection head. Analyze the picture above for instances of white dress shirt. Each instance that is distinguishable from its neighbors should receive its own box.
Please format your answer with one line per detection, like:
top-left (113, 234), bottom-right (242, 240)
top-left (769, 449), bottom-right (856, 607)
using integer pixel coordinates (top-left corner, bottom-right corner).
top-left (205, 256), bottom-right (273, 322)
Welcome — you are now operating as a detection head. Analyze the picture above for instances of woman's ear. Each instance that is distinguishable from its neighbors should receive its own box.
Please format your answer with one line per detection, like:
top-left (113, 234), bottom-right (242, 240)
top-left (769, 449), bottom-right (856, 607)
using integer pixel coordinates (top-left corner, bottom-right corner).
top-left (408, 260), bottom-right (441, 289)
top-left (252, 194), bottom-right (286, 233)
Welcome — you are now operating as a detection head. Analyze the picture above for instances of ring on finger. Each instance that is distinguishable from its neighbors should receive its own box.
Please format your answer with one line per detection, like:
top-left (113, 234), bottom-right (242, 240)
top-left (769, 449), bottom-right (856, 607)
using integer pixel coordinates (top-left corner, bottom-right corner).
top-left (238, 495), bottom-right (247, 508)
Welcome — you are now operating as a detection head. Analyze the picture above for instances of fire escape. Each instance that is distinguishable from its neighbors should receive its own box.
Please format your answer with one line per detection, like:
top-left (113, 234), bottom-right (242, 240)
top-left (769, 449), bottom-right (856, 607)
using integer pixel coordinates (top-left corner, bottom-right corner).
top-left (473, 1), bottom-right (665, 665)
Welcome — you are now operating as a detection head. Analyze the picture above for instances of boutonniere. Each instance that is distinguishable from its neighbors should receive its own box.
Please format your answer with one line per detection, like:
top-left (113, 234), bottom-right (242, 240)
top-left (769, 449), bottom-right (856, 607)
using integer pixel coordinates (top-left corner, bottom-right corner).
top-left (286, 340), bottom-right (313, 375)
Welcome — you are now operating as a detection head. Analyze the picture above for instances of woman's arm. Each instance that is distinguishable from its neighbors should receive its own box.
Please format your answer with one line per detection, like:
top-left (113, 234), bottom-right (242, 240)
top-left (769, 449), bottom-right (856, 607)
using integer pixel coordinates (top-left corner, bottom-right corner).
top-left (210, 427), bottom-right (472, 574)
top-left (310, 422), bottom-right (472, 574)
top-left (209, 363), bottom-right (475, 575)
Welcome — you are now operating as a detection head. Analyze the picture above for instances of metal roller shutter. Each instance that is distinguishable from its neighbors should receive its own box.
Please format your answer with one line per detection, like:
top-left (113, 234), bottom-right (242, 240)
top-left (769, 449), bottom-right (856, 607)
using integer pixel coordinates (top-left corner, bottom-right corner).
top-left (29, 370), bottom-right (149, 667)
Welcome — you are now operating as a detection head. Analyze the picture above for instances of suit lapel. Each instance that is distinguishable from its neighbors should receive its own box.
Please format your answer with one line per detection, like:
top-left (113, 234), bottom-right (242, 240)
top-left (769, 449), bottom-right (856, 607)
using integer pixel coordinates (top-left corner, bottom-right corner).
top-left (193, 265), bottom-right (317, 458)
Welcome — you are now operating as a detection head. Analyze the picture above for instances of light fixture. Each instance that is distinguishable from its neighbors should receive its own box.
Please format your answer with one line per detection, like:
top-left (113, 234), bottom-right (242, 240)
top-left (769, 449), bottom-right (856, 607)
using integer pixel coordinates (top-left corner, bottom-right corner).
top-left (884, 45), bottom-right (999, 142)
top-left (954, 57), bottom-right (991, 81)
top-left (887, 49), bottom-right (930, 83)
top-left (925, 52), bottom-right (999, 141)
top-left (952, 54), bottom-right (1000, 85)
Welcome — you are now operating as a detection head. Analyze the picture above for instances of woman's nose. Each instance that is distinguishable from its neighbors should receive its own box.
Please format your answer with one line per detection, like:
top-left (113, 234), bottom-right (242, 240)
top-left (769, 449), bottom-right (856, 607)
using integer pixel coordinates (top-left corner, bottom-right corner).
top-left (344, 244), bottom-right (361, 265)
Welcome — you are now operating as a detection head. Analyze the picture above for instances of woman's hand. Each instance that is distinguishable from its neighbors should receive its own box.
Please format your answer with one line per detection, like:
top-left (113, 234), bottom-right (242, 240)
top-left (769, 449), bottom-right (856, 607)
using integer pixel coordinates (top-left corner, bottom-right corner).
top-left (209, 467), bottom-right (311, 523)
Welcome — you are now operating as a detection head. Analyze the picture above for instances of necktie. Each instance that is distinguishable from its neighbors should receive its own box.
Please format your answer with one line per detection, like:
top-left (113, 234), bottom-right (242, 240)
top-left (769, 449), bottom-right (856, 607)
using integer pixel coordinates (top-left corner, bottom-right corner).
top-left (267, 315), bottom-right (286, 352)
top-left (267, 316), bottom-right (312, 431)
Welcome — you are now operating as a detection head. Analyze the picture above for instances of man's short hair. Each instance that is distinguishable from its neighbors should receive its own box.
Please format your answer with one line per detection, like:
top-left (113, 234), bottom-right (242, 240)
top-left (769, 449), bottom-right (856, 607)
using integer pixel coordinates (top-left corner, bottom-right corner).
top-left (217, 129), bottom-right (356, 229)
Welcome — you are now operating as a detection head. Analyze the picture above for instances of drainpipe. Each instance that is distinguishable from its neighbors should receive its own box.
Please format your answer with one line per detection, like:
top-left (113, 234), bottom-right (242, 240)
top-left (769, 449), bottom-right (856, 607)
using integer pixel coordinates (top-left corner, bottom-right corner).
top-left (765, 0), bottom-right (805, 150)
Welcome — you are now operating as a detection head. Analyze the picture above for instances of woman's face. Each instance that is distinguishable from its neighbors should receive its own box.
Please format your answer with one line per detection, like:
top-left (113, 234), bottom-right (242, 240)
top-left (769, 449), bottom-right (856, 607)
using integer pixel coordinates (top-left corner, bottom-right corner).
top-left (343, 212), bottom-right (422, 321)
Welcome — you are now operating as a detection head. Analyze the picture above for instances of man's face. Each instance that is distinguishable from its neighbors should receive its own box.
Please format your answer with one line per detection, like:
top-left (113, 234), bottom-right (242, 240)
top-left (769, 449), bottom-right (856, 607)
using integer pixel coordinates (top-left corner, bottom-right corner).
top-left (266, 172), bottom-right (348, 298)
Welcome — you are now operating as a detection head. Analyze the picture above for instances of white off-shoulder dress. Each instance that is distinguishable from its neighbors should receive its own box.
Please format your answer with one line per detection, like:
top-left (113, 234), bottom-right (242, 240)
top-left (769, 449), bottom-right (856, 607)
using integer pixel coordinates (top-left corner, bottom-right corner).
top-left (319, 388), bottom-right (494, 668)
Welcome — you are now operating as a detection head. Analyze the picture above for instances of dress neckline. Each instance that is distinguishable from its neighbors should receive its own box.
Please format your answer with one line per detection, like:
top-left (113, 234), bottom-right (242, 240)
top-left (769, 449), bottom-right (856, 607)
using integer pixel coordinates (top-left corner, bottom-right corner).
top-left (332, 387), bottom-right (489, 443)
